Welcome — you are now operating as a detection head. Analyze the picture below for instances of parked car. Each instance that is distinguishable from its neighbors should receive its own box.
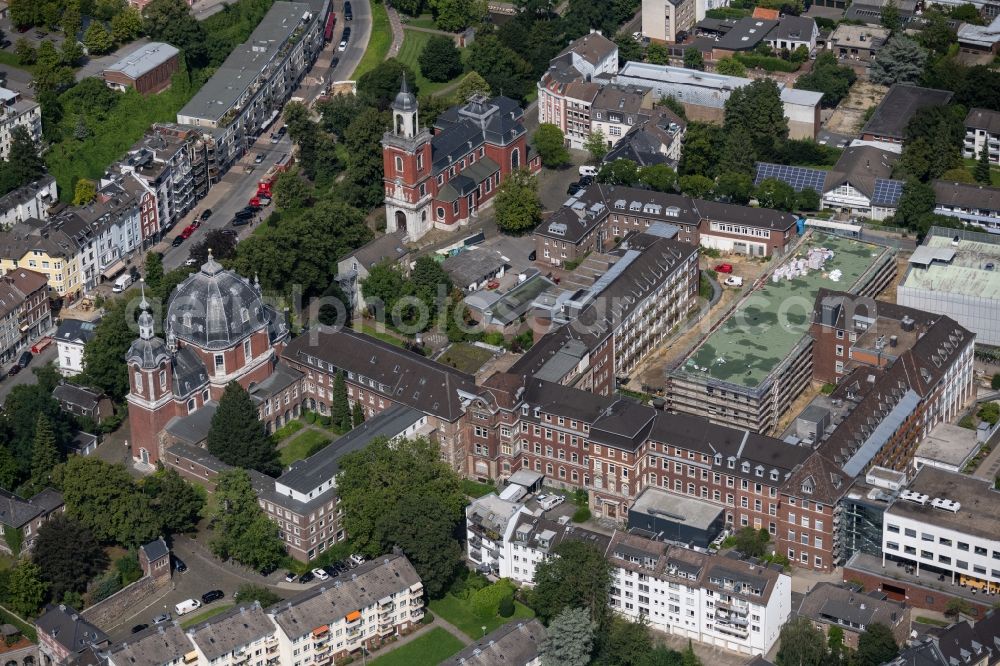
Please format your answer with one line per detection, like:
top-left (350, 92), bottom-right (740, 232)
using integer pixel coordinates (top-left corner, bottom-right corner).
top-left (131, 624), bottom-right (148, 634)
top-left (254, 153), bottom-right (265, 164)
top-left (578, 175), bottom-right (593, 187)
top-left (7, 365), bottom-right (19, 377)
top-left (338, 37), bottom-right (348, 51)
top-left (180, 225), bottom-right (197, 239)
top-left (284, 572), bottom-right (297, 582)
top-left (171, 236), bottom-right (185, 247)
top-left (714, 263), bottom-right (734, 274)
top-left (220, 229), bottom-right (238, 237)
top-left (232, 217), bottom-right (251, 227)
top-left (322, 565), bottom-right (338, 577)
top-left (153, 613), bottom-right (171, 624)
top-left (174, 599), bottom-right (202, 616)
top-left (579, 165), bottom-right (598, 177)
top-left (200, 209), bottom-right (212, 221)
top-left (270, 133), bottom-right (280, 144)
top-left (724, 276), bottom-right (744, 287)
top-left (235, 209), bottom-right (255, 219)
top-left (330, 57), bottom-right (339, 70)
top-left (173, 556), bottom-right (187, 573)
top-left (539, 494), bottom-right (565, 510)
top-left (344, 1), bottom-right (352, 18)
top-left (312, 568), bottom-right (329, 581)
top-left (201, 590), bottom-right (225, 604)
top-left (349, 554), bottom-right (366, 566)
top-left (276, 125), bottom-right (287, 137)
top-left (17, 351), bottom-right (32, 368)
top-left (566, 182), bottom-right (581, 195)
top-left (299, 571), bottom-right (315, 584)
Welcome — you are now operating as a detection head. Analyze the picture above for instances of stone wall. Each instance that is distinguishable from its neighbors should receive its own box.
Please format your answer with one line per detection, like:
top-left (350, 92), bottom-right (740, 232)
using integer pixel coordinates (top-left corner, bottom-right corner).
top-left (81, 574), bottom-right (168, 628)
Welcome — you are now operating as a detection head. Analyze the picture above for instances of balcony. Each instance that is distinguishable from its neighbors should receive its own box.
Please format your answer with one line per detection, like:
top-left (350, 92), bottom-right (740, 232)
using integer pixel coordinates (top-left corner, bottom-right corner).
top-left (715, 623), bottom-right (749, 639)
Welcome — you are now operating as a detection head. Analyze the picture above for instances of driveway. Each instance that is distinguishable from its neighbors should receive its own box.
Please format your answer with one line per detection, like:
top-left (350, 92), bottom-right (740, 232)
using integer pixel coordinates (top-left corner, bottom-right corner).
top-left (0, 343), bottom-right (57, 405)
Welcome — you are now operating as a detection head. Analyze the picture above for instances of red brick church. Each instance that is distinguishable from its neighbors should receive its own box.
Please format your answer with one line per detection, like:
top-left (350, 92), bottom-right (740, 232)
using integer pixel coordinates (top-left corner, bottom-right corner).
top-left (125, 253), bottom-right (290, 466)
top-left (381, 78), bottom-right (541, 241)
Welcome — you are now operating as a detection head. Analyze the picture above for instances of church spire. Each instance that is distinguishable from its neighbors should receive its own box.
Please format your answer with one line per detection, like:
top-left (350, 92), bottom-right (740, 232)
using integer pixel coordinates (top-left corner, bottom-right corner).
top-left (138, 279), bottom-right (154, 340)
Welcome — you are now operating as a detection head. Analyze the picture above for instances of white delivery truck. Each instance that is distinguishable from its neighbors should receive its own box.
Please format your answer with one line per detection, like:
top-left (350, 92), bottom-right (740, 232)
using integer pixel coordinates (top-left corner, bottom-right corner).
top-left (112, 273), bottom-right (133, 293)
top-left (175, 599), bottom-right (202, 615)
top-left (579, 165), bottom-right (599, 177)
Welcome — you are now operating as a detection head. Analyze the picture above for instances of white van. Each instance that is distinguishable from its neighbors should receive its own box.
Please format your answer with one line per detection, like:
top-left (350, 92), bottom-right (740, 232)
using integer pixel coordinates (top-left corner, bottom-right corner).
top-left (112, 273), bottom-right (133, 293)
top-left (579, 165), bottom-right (598, 177)
top-left (175, 599), bottom-right (202, 616)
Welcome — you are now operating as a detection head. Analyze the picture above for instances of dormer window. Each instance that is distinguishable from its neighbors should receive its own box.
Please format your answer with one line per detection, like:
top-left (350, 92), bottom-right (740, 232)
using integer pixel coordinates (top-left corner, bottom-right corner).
top-left (741, 461), bottom-right (750, 473)
top-left (728, 457), bottom-right (735, 469)
top-left (802, 476), bottom-right (815, 495)
top-left (714, 453), bottom-right (722, 466)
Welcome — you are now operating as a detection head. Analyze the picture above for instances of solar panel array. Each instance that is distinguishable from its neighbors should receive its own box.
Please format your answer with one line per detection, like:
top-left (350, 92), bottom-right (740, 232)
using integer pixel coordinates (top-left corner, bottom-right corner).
top-left (872, 178), bottom-right (904, 206)
top-left (754, 162), bottom-right (827, 193)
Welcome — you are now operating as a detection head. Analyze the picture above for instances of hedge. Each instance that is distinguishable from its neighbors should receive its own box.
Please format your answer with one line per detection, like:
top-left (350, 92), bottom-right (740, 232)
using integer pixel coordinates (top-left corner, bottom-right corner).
top-left (735, 54), bottom-right (800, 72)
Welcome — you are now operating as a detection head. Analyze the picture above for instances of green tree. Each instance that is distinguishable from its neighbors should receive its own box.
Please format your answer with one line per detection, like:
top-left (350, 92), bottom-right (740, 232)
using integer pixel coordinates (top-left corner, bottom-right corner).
top-left (531, 540), bottom-right (611, 624)
top-left (57, 457), bottom-right (158, 546)
top-left (870, 35), bottom-right (927, 85)
top-left (918, 10), bottom-right (956, 55)
top-left (430, 0), bottom-right (485, 31)
top-left (84, 22), bottom-right (114, 55)
top-left (7, 560), bottom-right (46, 617)
top-left (7, 126), bottom-right (45, 187)
top-left (715, 57), bottom-right (746, 76)
top-left (732, 527), bottom-right (771, 558)
top-left (724, 78), bottom-right (787, 163)
top-left (532, 124), bottom-right (570, 167)
top-left (207, 381), bottom-right (280, 477)
top-left (144, 252), bottom-right (163, 294)
top-left (210, 470), bottom-right (286, 572)
top-left (596, 159), bottom-right (639, 186)
top-left (234, 584), bottom-right (281, 607)
top-left (332, 372), bottom-right (351, 431)
top-left (468, 34), bottom-right (534, 101)
top-left (541, 606), bottom-right (594, 666)
top-left (855, 624), bottom-right (899, 666)
top-left (111, 6), bottom-right (144, 43)
top-left (584, 129), bottom-right (608, 162)
top-left (80, 299), bottom-right (133, 400)
top-left (337, 435), bottom-right (466, 597)
top-left (143, 467), bottom-right (205, 534)
top-left (61, 0), bottom-right (82, 38)
top-left (15, 39), bottom-right (37, 65)
top-left (317, 93), bottom-right (368, 137)
top-left (341, 108), bottom-right (391, 209)
top-left (950, 3), bottom-right (984, 22)
top-left (33, 515), bottom-right (107, 601)
top-left (827, 625), bottom-right (846, 666)
top-left (116, 551), bottom-right (143, 586)
top-left (893, 180), bottom-right (936, 230)
top-left (945, 596), bottom-right (972, 619)
top-left (680, 122), bottom-right (722, 177)
top-left (880, 0), bottom-right (901, 31)
top-left (719, 127), bottom-right (758, 176)
top-left (361, 261), bottom-right (406, 318)
top-left (646, 42), bottom-right (670, 65)
top-left (470, 579), bottom-right (515, 619)
top-left (453, 71), bottom-right (492, 103)
top-left (272, 169), bottom-right (314, 210)
top-left (419, 35), bottom-right (464, 83)
top-left (594, 616), bottom-right (661, 666)
top-left (495, 167), bottom-right (542, 234)
top-left (614, 30), bottom-right (644, 67)
top-left (775, 617), bottom-right (828, 666)
top-left (1, 385), bottom-right (72, 483)
top-left (898, 105), bottom-right (966, 182)
top-left (796, 187), bottom-right (821, 211)
top-left (72, 179), bottom-right (96, 206)
top-left (358, 59), bottom-right (419, 110)
top-left (142, 0), bottom-right (209, 67)
top-left (756, 178), bottom-right (796, 211)
top-left (28, 414), bottom-right (60, 494)
top-left (638, 164), bottom-right (677, 192)
top-left (683, 47), bottom-right (704, 70)
top-left (975, 145), bottom-right (992, 185)
top-left (715, 171), bottom-right (754, 204)
top-left (352, 402), bottom-right (365, 427)
top-left (679, 174), bottom-right (715, 198)
top-left (794, 51), bottom-right (857, 108)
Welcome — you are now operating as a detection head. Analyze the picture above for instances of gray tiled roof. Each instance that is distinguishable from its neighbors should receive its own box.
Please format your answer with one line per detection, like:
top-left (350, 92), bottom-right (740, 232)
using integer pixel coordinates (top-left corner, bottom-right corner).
top-left (441, 619), bottom-right (547, 666)
top-left (141, 537), bottom-right (169, 564)
top-left (106, 622), bottom-right (191, 666)
top-left (35, 605), bottom-right (109, 655)
top-left (55, 318), bottom-right (99, 346)
top-left (52, 383), bottom-right (103, 411)
top-left (188, 603), bottom-right (274, 661)
top-left (862, 84), bottom-right (954, 140)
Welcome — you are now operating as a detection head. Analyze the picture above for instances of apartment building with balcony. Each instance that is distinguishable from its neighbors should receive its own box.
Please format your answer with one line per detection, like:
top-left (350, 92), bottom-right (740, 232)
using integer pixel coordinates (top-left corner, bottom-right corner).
top-left (0, 177), bottom-right (56, 229)
top-left (0, 267), bottom-right (51, 364)
top-left (963, 108), bottom-right (1000, 166)
top-left (177, 0), bottom-right (328, 179)
top-left (932, 181), bottom-right (1000, 233)
top-left (0, 87), bottom-right (41, 159)
top-left (104, 555), bottom-right (424, 666)
top-left (590, 84), bottom-right (654, 150)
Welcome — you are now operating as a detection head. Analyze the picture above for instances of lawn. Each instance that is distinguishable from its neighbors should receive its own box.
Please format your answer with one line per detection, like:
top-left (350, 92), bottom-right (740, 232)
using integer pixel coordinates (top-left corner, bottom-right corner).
top-left (358, 322), bottom-right (408, 347)
top-left (352, 0), bottom-right (391, 79)
top-left (400, 13), bottom-right (438, 29)
top-left (461, 479), bottom-right (495, 498)
top-left (960, 158), bottom-right (1000, 187)
top-left (272, 419), bottom-right (305, 442)
top-left (180, 603), bottom-right (235, 629)
top-left (0, 607), bottom-right (37, 641)
top-left (369, 627), bottom-right (465, 666)
top-left (396, 29), bottom-right (469, 96)
top-left (279, 428), bottom-right (334, 465)
top-left (437, 342), bottom-right (494, 374)
top-left (428, 594), bottom-right (535, 640)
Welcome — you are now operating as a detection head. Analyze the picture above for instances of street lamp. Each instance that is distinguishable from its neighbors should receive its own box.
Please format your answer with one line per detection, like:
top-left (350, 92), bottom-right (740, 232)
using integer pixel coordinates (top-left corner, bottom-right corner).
top-left (481, 625), bottom-right (486, 637)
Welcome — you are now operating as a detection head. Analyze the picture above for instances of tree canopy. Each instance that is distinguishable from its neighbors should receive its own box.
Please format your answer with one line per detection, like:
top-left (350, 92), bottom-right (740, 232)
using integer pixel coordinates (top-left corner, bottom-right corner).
top-left (533, 124), bottom-right (571, 167)
top-left (855, 624), bottom-right (899, 666)
top-left (419, 36), bottom-right (464, 83)
top-left (57, 457), bottom-right (158, 547)
top-left (776, 617), bottom-right (828, 666)
top-left (210, 469), bottom-right (286, 572)
top-left (206, 381), bottom-right (281, 477)
top-left (531, 540), bottom-right (611, 624)
top-left (143, 467), bottom-right (205, 534)
top-left (869, 35), bottom-right (927, 86)
top-left (33, 515), bottom-right (107, 602)
top-left (495, 167), bottom-right (542, 234)
top-left (541, 607), bottom-right (594, 666)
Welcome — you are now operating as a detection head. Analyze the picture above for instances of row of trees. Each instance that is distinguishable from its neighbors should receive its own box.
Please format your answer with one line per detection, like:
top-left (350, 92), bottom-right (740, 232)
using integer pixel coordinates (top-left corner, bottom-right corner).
top-left (776, 616), bottom-right (899, 666)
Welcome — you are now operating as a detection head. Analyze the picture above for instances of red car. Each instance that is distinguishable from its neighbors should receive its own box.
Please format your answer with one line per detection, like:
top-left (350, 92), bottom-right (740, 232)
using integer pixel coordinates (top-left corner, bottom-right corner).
top-left (180, 225), bottom-right (197, 239)
top-left (715, 263), bottom-right (734, 274)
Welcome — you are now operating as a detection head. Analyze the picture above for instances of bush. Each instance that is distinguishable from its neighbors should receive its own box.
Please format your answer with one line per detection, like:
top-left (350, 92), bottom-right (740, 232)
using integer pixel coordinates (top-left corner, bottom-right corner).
top-left (471, 579), bottom-right (516, 619)
top-left (116, 552), bottom-right (142, 586)
top-left (572, 507), bottom-right (592, 523)
top-left (421, 611), bottom-right (434, 624)
top-left (498, 592), bottom-right (515, 617)
top-left (992, 373), bottom-right (1000, 390)
top-left (978, 402), bottom-right (999, 426)
top-left (735, 53), bottom-right (799, 72)
top-left (305, 411), bottom-right (317, 424)
top-left (701, 247), bottom-right (721, 258)
top-left (91, 573), bottom-right (122, 603)
top-left (959, 414), bottom-right (976, 429)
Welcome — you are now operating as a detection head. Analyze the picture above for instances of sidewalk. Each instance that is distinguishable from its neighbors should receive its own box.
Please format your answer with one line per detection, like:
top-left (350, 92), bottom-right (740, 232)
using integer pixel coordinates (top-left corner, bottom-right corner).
top-left (387, 5), bottom-right (405, 58)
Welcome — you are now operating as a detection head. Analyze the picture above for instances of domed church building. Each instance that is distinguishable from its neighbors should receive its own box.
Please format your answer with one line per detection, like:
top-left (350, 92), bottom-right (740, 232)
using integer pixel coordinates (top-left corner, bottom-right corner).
top-left (126, 253), bottom-right (296, 467)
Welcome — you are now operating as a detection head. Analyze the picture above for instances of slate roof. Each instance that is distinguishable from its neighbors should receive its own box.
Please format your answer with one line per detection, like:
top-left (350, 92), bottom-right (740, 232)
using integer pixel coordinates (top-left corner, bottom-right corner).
top-left (441, 619), bottom-right (547, 666)
top-left (0, 176), bottom-right (56, 213)
top-left (556, 31), bottom-right (617, 66)
top-left (431, 96), bottom-right (527, 174)
top-left (164, 403), bottom-right (219, 446)
top-left (769, 15), bottom-right (817, 42)
top-left (35, 605), bottom-right (109, 655)
top-left (715, 18), bottom-right (779, 50)
top-left (106, 622), bottom-right (192, 666)
top-left (887, 611), bottom-right (1000, 666)
top-left (933, 180), bottom-right (1000, 212)
top-left (52, 383), bottom-right (104, 411)
top-left (270, 554), bottom-right (421, 640)
top-left (966, 107), bottom-right (1000, 135)
top-left (823, 145), bottom-right (900, 199)
top-left (0, 488), bottom-right (45, 529)
top-left (55, 318), bottom-right (99, 346)
top-left (798, 582), bottom-right (907, 632)
top-left (187, 603), bottom-right (275, 661)
top-left (341, 232), bottom-right (408, 271)
top-left (861, 84), bottom-right (954, 140)
top-left (603, 108), bottom-right (685, 168)
top-left (141, 537), bottom-right (169, 564)
top-left (282, 329), bottom-right (477, 422)
top-left (171, 346), bottom-right (210, 398)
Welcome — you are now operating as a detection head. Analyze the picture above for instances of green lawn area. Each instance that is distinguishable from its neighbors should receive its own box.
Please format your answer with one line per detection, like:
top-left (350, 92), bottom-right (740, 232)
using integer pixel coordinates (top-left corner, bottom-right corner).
top-left (358, 322), bottom-right (408, 347)
top-left (0, 607), bottom-right (37, 641)
top-left (352, 0), bottom-right (391, 79)
top-left (272, 419), bottom-right (305, 442)
top-left (396, 29), bottom-right (469, 96)
top-left (369, 627), bottom-right (465, 666)
top-left (279, 428), bottom-right (334, 465)
top-left (461, 479), bottom-right (495, 498)
top-left (0, 52), bottom-right (33, 74)
top-left (960, 158), bottom-right (1000, 187)
top-left (181, 603), bottom-right (235, 629)
top-left (428, 595), bottom-right (534, 640)
top-left (437, 342), bottom-right (494, 374)
top-left (400, 13), bottom-right (438, 29)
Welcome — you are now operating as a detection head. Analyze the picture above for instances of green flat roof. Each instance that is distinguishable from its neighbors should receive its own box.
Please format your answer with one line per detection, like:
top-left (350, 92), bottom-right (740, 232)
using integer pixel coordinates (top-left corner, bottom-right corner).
top-left (901, 234), bottom-right (1000, 300)
top-left (682, 233), bottom-right (891, 389)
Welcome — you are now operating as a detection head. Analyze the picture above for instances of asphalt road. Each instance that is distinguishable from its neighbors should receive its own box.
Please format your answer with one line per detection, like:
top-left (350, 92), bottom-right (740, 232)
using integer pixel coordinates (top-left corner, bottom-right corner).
top-left (0, 344), bottom-right (57, 405)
